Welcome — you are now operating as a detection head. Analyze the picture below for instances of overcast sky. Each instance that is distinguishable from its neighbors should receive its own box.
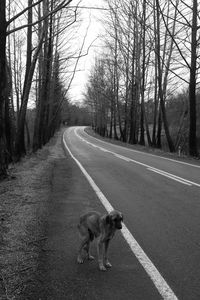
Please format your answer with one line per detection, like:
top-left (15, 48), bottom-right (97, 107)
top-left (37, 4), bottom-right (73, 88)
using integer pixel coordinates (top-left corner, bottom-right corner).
top-left (68, 0), bottom-right (107, 105)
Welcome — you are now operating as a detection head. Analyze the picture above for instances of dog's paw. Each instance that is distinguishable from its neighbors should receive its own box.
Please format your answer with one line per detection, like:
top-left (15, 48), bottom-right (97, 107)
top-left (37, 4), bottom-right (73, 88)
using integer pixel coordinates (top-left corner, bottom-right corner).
top-left (105, 261), bottom-right (112, 268)
top-left (88, 255), bottom-right (95, 261)
top-left (99, 264), bottom-right (107, 271)
top-left (77, 256), bottom-right (84, 264)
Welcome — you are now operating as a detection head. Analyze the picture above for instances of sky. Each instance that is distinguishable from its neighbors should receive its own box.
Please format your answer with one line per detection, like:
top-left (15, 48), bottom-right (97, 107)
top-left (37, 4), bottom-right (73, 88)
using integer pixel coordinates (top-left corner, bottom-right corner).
top-left (68, 0), bottom-right (107, 105)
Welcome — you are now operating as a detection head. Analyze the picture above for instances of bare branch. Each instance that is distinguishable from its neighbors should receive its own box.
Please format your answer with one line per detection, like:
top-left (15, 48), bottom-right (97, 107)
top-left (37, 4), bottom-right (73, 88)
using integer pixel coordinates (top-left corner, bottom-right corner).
top-left (7, 0), bottom-right (73, 35)
top-left (7, 0), bottom-right (43, 26)
top-left (157, 1), bottom-right (191, 69)
top-left (48, 12), bottom-right (92, 125)
top-left (69, 6), bottom-right (109, 11)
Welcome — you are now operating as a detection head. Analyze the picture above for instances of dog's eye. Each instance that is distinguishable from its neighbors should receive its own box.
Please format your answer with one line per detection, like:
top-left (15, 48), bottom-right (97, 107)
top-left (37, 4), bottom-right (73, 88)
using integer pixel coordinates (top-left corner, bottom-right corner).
top-left (114, 217), bottom-right (122, 223)
top-left (116, 217), bottom-right (122, 222)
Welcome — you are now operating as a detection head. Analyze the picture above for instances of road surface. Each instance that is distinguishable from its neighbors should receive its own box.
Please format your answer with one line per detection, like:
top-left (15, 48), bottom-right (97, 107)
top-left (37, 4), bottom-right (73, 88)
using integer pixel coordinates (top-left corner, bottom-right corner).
top-left (63, 126), bottom-right (200, 300)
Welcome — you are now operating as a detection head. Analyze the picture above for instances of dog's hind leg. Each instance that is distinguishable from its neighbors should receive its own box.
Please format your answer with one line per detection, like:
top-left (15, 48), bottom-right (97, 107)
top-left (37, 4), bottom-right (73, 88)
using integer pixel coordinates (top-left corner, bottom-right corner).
top-left (77, 225), bottom-right (90, 264)
top-left (77, 237), bottom-right (89, 264)
top-left (83, 241), bottom-right (94, 261)
top-left (104, 240), bottom-right (112, 268)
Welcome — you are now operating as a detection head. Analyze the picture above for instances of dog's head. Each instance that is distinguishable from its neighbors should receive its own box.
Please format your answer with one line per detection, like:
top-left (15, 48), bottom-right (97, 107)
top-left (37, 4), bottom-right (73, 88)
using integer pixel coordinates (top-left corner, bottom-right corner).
top-left (106, 210), bottom-right (123, 230)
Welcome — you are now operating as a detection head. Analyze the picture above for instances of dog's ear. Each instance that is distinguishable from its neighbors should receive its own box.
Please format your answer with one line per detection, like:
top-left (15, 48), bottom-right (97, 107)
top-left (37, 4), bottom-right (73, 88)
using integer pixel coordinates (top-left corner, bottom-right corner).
top-left (105, 214), bottom-right (112, 225)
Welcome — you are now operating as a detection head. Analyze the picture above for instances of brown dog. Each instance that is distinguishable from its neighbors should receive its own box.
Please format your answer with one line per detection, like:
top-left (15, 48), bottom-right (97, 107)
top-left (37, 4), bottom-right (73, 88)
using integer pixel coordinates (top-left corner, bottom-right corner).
top-left (77, 210), bottom-right (123, 271)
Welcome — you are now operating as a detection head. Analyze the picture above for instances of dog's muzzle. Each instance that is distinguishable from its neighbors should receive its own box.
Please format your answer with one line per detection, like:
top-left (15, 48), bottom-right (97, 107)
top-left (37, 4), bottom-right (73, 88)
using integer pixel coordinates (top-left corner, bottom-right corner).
top-left (116, 224), bottom-right (122, 229)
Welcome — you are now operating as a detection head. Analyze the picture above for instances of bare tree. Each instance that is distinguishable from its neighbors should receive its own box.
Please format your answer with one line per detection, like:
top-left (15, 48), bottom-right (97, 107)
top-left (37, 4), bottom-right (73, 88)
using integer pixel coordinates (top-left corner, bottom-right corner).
top-left (0, 0), bottom-right (79, 177)
top-left (0, 0), bottom-right (9, 178)
top-left (188, 0), bottom-right (198, 156)
top-left (157, 0), bottom-right (199, 155)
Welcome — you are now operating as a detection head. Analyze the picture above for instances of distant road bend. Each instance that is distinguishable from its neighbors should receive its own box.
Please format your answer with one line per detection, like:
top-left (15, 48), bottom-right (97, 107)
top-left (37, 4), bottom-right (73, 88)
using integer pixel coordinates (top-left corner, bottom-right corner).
top-left (63, 126), bottom-right (200, 300)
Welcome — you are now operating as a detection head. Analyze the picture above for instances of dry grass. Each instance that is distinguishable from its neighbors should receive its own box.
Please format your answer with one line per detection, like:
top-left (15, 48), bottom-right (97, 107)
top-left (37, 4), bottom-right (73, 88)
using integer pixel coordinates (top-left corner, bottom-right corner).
top-left (0, 129), bottom-right (65, 300)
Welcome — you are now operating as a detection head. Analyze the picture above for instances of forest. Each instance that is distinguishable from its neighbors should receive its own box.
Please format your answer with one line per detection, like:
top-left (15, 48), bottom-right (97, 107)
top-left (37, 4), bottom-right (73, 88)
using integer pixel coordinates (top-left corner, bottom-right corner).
top-left (0, 0), bottom-right (88, 179)
top-left (0, 0), bottom-right (200, 179)
top-left (84, 0), bottom-right (200, 157)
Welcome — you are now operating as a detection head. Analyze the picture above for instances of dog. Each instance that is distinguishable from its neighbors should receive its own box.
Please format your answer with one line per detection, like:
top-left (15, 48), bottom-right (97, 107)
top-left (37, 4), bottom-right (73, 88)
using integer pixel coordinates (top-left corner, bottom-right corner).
top-left (77, 210), bottom-right (123, 271)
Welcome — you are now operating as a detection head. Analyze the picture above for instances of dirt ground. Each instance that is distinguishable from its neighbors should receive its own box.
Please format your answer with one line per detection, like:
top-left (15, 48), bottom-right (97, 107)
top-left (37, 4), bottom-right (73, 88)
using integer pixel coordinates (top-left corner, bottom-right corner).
top-left (0, 129), bottom-right (66, 300)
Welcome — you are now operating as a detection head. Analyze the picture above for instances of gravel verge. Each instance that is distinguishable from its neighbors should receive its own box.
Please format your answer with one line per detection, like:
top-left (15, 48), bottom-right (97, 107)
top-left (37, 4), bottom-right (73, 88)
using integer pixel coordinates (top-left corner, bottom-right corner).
top-left (0, 129), bottom-right (66, 300)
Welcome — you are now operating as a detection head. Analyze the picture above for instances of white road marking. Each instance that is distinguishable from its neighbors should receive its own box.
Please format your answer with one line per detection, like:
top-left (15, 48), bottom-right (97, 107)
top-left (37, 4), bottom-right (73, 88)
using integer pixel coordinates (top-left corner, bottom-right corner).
top-left (114, 153), bottom-right (131, 162)
top-left (63, 129), bottom-right (178, 300)
top-left (75, 128), bottom-right (200, 188)
top-left (147, 168), bottom-right (192, 186)
top-left (83, 127), bottom-right (200, 169)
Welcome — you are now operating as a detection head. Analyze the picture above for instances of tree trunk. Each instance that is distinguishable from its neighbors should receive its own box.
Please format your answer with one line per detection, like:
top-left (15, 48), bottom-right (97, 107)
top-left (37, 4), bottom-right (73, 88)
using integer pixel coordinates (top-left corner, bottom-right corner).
top-left (109, 100), bottom-right (113, 138)
top-left (189, 0), bottom-right (198, 156)
top-left (139, 0), bottom-right (146, 146)
top-left (144, 106), bottom-right (152, 147)
top-left (156, 104), bottom-right (162, 148)
top-left (25, 119), bottom-right (31, 151)
top-left (37, 0), bottom-right (50, 146)
top-left (16, 0), bottom-right (33, 157)
top-left (156, 0), bottom-right (175, 152)
top-left (15, 30), bottom-right (44, 159)
top-left (113, 101), bottom-right (118, 140)
top-left (129, 83), bottom-right (138, 144)
top-left (43, 0), bottom-right (54, 143)
top-left (129, 16), bottom-right (138, 145)
top-left (32, 2), bottom-right (43, 152)
top-left (139, 104), bottom-right (145, 145)
top-left (0, 0), bottom-right (8, 178)
top-left (152, 0), bottom-right (158, 147)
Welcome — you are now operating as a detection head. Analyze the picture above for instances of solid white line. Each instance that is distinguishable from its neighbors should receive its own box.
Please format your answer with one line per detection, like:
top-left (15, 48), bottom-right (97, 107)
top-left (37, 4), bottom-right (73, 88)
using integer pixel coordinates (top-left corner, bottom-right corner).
top-left (83, 127), bottom-right (200, 169)
top-left (147, 168), bottom-right (192, 186)
top-left (148, 167), bottom-right (200, 187)
top-left (114, 153), bottom-right (131, 162)
top-left (63, 131), bottom-right (113, 212)
top-left (63, 129), bottom-right (178, 300)
top-left (75, 128), bottom-right (199, 188)
top-left (75, 128), bottom-right (151, 168)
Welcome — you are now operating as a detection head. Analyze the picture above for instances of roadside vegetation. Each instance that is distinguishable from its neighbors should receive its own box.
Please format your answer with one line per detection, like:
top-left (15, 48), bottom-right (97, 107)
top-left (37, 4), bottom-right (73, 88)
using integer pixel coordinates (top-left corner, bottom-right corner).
top-left (0, 130), bottom-right (65, 299)
top-left (84, 0), bottom-right (200, 157)
top-left (0, 0), bottom-right (91, 179)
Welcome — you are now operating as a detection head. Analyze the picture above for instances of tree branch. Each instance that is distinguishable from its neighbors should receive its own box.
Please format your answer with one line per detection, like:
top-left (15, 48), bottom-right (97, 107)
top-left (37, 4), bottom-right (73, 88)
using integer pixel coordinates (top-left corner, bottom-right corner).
top-left (7, 0), bottom-right (73, 35)
top-left (157, 1), bottom-right (191, 69)
top-left (48, 13), bottom-right (92, 125)
top-left (7, 0), bottom-right (43, 26)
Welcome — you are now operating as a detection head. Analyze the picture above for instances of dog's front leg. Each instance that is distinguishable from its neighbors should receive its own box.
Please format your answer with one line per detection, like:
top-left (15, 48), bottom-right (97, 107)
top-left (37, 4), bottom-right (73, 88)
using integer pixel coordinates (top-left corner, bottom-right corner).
top-left (104, 239), bottom-right (112, 268)
top-left (97, 238), bottom-right (106, 271)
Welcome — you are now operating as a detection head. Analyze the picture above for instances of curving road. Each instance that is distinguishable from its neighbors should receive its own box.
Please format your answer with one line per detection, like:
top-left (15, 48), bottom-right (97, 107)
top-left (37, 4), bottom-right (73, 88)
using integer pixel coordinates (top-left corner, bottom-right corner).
top-left (63, 126), bottom-right (200, 300)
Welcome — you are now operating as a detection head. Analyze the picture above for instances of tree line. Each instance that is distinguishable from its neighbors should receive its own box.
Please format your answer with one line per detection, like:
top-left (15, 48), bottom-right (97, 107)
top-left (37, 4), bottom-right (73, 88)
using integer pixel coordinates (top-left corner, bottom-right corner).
top-left (0, 0), bottom-right (85, 179)
top-left (84, 0), bottom-right (200, 156)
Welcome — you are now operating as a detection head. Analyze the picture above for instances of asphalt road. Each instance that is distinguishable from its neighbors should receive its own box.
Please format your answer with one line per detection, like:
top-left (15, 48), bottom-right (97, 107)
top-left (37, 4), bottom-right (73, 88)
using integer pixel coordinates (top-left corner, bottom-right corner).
top-left (63, 126), bottom-right (200, 300)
